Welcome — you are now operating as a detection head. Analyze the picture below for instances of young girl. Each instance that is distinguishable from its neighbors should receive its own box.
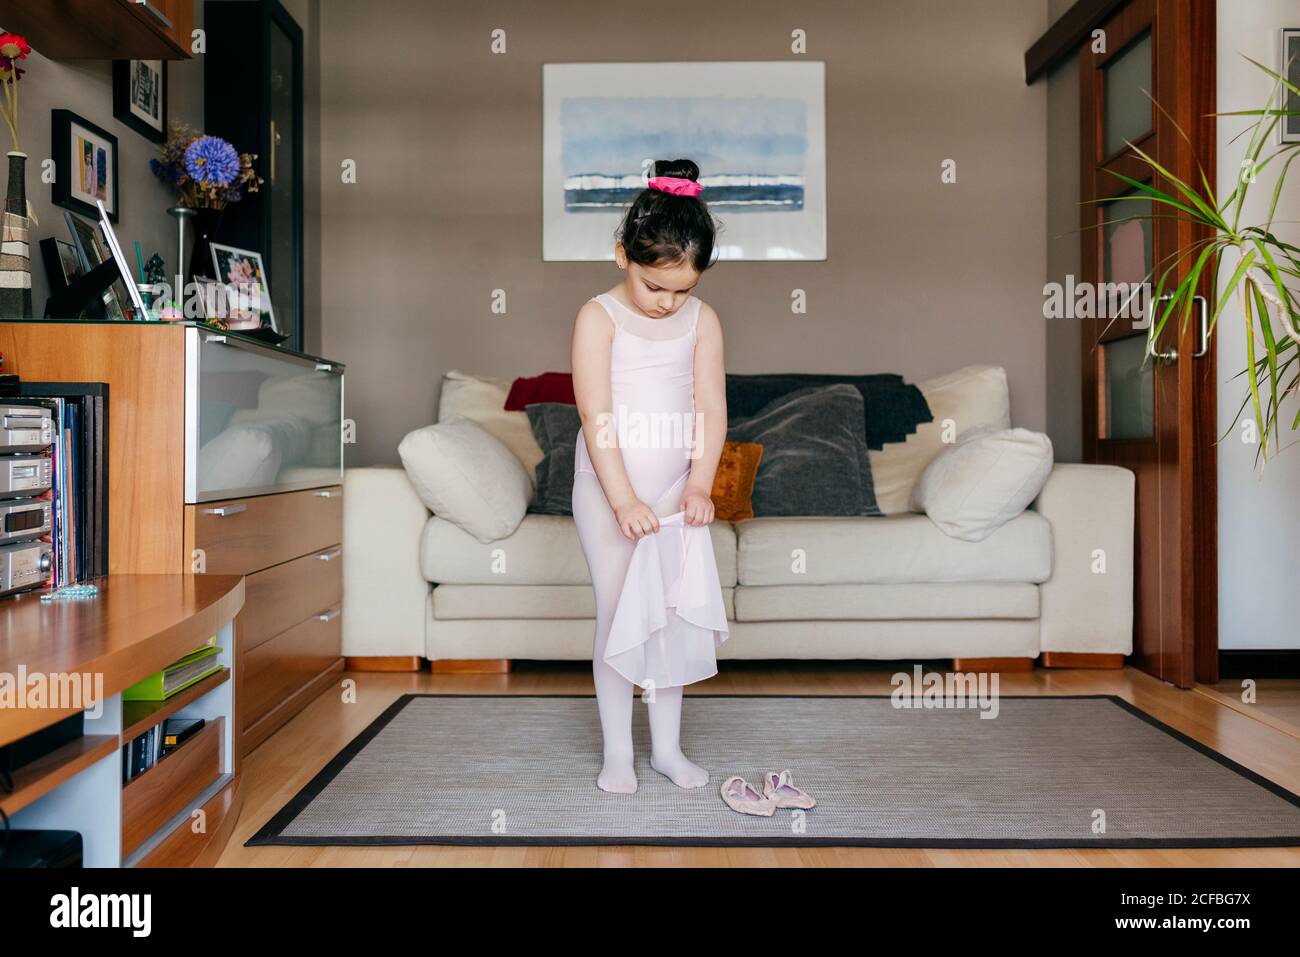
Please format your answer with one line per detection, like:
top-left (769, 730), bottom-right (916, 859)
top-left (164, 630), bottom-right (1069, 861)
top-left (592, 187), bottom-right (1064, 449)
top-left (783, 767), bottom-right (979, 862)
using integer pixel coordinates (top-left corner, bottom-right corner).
top-left (570, 158), bottom-right (729, 795)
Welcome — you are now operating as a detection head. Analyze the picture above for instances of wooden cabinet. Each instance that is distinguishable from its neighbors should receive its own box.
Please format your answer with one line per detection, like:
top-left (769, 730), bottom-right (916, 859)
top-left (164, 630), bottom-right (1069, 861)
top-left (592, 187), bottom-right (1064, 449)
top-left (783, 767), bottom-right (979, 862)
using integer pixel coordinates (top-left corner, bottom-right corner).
top-left (187, 487), bottom-right (344, 753)
top-left (1, 0), bottom-right (196, 59)
top-left (0, 320), bottom-right (346, 760)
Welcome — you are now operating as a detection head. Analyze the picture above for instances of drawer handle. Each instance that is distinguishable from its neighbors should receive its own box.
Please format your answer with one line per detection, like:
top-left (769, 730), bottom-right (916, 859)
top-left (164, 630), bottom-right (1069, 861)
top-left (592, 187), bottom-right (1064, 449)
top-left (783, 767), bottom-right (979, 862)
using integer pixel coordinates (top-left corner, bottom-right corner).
top-left (315, 490), bottom-right (338, 499)
top-left (317, 548), bottom-right (342, 562)
top-left (204, 334), bottom-right (229, 345)
top-left (203, 504), bottom-right (247, 517)
top-left (315, 363), bottom-right (337, 373)
top-left (317, 607), bottom-right (341, 623)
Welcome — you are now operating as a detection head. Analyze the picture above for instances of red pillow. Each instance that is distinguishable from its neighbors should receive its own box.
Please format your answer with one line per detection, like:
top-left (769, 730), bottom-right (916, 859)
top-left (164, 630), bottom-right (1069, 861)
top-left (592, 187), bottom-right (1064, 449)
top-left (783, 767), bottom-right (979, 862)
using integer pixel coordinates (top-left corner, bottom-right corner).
top-left (505, 372), bottom-right (575, 410)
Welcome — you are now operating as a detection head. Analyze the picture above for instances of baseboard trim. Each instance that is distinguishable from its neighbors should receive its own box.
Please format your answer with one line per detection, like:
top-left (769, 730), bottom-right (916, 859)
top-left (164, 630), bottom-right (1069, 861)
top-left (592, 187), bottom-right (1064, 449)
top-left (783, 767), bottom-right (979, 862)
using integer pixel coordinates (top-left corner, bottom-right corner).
top-left (1219, 650), bottom-right (1300, 679)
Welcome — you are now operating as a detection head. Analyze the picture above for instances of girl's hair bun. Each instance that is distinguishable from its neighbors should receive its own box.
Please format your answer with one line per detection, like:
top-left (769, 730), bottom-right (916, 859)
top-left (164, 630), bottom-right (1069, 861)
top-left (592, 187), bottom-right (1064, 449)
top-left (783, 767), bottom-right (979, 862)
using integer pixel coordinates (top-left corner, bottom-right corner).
top-left (617, 157), bottom-right (718, 273)
top-left (654, 158), bottom-right (700, 182)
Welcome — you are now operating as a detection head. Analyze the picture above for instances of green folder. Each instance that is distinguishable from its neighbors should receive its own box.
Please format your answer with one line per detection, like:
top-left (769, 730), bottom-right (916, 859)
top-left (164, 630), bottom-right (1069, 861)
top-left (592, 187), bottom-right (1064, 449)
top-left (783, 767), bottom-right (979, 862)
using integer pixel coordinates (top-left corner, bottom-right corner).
top-left (123, 644), bottom-right (224, 701)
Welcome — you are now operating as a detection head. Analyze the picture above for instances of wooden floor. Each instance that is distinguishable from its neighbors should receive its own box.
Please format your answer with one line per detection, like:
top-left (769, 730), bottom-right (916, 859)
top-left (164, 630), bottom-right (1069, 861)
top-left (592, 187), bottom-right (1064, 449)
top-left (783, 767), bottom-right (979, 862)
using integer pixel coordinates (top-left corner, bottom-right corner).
top-left (217, 662), bottom-right (1300, 867)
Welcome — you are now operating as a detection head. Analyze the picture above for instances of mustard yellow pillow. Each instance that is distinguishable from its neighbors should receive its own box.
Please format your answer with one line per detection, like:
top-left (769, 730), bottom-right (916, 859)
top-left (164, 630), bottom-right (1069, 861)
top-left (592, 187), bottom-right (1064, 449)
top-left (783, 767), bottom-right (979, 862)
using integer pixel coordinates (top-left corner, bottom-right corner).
top-left (710, 440), bottom-right (763, 521)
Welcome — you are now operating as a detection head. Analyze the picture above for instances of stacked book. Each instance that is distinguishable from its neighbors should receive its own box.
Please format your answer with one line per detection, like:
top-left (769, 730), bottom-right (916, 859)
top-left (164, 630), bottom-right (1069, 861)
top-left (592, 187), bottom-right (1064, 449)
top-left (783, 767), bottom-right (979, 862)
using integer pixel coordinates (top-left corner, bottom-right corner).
top-left (123, 717), bottom-right (208, 783)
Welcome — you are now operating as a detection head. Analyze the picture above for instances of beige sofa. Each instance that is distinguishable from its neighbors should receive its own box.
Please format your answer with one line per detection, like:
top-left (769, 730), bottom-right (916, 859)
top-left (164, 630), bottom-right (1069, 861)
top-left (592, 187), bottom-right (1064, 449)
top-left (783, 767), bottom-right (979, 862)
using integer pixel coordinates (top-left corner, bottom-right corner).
top-left (341, 461), bottom-right (1135, 667)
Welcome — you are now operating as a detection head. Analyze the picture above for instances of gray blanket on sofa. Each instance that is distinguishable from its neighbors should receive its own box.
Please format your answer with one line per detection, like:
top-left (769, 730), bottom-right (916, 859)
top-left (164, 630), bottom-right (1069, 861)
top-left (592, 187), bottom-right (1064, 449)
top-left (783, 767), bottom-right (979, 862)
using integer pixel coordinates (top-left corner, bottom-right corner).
top-left (725, 372), bottom-right (931, 450)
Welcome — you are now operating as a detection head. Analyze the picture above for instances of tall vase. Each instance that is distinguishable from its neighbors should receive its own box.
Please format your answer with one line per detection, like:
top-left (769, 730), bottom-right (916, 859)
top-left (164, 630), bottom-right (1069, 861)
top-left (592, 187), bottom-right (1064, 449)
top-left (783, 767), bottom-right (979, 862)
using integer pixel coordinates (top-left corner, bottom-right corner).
top-left (189, 206), bottom-right (224, 281)
top-left (167, 205), bottom-right (196, 304)
top-left (0, 152), bottom-right (32, 320)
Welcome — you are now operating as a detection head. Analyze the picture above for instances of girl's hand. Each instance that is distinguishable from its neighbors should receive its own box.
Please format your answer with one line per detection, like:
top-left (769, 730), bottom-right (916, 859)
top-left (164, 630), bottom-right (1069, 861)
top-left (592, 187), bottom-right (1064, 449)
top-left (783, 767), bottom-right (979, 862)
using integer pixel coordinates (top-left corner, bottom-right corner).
top-left (680, 489), bottom-right (715, 526)
top-left (613, 497), bottom-right (660, 541)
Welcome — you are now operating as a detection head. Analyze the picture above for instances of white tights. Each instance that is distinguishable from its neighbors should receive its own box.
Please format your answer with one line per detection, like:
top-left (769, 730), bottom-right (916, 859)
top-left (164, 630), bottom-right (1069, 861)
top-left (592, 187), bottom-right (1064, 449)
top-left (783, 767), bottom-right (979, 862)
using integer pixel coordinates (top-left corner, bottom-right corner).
top-left (572, 469), bottom-right (710, 793)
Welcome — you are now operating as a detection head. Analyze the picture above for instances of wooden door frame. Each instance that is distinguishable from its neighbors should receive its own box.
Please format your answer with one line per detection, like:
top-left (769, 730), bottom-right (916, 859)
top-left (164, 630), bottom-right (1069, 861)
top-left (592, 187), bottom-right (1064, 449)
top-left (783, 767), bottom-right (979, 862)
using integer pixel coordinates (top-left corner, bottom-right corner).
top-left (1028, 0), bottom-right (1217, 687)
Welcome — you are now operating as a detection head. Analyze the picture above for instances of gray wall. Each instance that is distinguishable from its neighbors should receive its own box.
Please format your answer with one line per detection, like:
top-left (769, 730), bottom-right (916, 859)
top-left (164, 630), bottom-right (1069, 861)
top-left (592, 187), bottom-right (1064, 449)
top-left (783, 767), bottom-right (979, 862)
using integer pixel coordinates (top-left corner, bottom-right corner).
top-left (1216, 0), bottom-right (1300, 651)
top-left (318, 0), bottom-right (1049, 467)
top-left (6, 8), bottom-right (205, 312)
top-left (1043, 0), bottom-right (1083, 462)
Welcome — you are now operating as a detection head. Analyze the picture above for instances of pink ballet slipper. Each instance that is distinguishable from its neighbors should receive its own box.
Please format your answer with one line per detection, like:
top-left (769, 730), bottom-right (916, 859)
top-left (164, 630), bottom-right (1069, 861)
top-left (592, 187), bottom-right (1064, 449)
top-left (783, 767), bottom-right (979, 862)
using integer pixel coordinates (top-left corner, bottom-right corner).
top-left (762, 769), bottom-right (816, 809)
top-left (720, 775), bottom-right (777, 816)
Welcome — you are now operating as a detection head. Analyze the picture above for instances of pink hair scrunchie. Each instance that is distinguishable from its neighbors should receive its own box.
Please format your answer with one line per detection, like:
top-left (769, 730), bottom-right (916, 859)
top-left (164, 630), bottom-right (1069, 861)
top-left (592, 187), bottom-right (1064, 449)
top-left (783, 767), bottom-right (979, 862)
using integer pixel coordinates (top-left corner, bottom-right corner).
top-left (647, 175), bottom-right (704, 197)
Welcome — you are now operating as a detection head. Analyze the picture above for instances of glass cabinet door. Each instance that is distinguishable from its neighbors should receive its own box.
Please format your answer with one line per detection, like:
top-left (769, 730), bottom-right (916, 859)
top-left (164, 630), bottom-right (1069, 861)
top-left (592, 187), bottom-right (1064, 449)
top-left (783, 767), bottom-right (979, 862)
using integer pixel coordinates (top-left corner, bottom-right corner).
top-left (185, 328), bottom-right (343, 503)
top-left (266, 10), bottom-right (302, 353)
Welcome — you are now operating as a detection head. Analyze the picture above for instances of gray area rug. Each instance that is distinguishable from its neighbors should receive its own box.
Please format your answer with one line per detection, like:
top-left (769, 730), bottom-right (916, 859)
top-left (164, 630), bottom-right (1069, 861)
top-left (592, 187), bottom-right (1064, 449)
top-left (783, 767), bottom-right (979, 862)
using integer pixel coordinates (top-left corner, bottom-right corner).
top-left (246, 695), bottom-right (1300, 848)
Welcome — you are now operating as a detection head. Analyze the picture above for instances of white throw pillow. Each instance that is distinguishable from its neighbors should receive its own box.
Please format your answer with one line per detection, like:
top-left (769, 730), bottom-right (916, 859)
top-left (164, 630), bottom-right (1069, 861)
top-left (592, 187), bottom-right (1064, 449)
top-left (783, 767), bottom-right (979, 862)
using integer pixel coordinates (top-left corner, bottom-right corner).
top-left (397, 415), bottom-right (533, 543)
top-left (911, 427), bottom-right (1054, 542)
top-left (438, 370), bottom-right (544, 498)
top-left (868, 365), bottom-right (1011, 515)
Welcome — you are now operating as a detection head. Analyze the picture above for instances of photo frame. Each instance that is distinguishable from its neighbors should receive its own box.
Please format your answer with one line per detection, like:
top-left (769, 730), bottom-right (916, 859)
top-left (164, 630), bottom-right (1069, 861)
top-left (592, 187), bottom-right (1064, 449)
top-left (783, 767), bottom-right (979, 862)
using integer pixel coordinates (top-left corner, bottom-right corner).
top-left (112, 59), bottom-right (168, 143)
top-left (96, 199), bottom-right (149, 320)
top-left (38, 238), bottom-right (90, 319)
top-left (64, 210), bottom-right (127, 321)
top-left (51, 109), bottom-right (120, 222)
top-left (192, 276), bottom-right (230, 325)
top-left (209, 242), bottom-right (279, 335)
top-left (1282, 29), bottom-right (1300, 144)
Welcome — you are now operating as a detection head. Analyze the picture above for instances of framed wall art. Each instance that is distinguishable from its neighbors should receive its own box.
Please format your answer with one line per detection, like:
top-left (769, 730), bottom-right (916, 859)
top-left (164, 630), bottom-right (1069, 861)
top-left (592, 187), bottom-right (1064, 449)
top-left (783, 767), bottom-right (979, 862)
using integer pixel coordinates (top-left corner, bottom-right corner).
top-left (52, 109), bottom-right (120, 222)
top-left (542, 61), bottom-right (826, 262)
top-left (113, 59), bottom-right (168, 143)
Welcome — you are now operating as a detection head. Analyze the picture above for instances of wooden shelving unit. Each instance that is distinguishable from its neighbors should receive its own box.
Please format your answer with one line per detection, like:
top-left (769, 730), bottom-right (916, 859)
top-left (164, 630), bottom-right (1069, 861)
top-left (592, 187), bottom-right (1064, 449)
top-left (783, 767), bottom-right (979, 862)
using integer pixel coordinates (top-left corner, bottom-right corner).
top-left (0, 0), bottom-right (195, 60)
top-left (0, 735), bottom-right (119, 818)
top-left (122, 667), bottom-right (230, 741)
top-left (0, 576), bottom-right (243, 867)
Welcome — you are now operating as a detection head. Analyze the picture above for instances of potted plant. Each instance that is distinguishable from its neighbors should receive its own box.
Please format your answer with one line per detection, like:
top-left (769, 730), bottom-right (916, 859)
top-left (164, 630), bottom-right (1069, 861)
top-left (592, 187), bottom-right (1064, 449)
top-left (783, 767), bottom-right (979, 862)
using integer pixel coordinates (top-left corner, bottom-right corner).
top-left (1103, 56), bottom-right (1300, 464)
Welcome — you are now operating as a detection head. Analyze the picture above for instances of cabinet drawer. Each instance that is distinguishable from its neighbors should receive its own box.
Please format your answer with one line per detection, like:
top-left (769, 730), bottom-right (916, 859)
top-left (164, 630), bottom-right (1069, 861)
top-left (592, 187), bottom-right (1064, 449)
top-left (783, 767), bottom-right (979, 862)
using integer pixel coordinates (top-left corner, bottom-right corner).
top-left (239, 547), bottom-right (342, 652)
top-left (240, 610), bottom-right (342, 731)
top-left (187, 486), bottom-right (342, 575)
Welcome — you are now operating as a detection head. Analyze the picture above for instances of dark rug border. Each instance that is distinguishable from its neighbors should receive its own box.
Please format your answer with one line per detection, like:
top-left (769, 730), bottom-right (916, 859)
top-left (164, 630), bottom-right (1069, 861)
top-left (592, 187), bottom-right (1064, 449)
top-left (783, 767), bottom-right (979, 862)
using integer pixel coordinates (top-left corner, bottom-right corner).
top-left (245, 694), bottom-right (1300, 849)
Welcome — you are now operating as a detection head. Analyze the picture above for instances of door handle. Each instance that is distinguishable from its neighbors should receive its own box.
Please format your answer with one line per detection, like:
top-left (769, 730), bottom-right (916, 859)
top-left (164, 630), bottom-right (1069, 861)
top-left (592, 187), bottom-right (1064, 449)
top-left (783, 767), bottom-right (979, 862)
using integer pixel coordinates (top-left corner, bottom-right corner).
top-left (1146, 293), bottom-right (1178, 362)
top-left (1191, 294), bottom-right (1210, 358)
top-left (203, 504), bottom-right (247, 517)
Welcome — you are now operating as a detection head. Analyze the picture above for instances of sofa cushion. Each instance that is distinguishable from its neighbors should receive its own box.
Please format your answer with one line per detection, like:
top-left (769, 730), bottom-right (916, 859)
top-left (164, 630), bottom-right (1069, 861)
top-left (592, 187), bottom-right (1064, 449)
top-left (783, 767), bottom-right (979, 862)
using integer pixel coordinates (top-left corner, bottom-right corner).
top-left (398, 415), bottom-right (532, 543)
top-left (523, 402), bottom-right (581, 515)
top-left (868, 365), bottom-right (1011, 515)
top-left (711, 440), bottom-right (763, 521)
top-left (420, 513), bottom-right (739, 586)
top-left (438, 370), bottom-right (545, 497)
top-left (733, 583), bottom-right (1039, 621)
top-left (734, 510), bottom-right (1051, 585)
top-left (431, 583), bottom-right (736, 620)
top-left (727, 384), bottom-right (876, 516)
top-left (911, 427), bottom-right (1055, 542)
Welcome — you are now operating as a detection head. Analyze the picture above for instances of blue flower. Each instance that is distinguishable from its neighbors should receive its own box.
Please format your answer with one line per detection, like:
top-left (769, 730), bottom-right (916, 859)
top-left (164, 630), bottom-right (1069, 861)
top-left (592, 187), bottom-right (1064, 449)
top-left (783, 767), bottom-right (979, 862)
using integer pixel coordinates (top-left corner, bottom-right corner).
top-left (183, 136), bottom-right (240, 187)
